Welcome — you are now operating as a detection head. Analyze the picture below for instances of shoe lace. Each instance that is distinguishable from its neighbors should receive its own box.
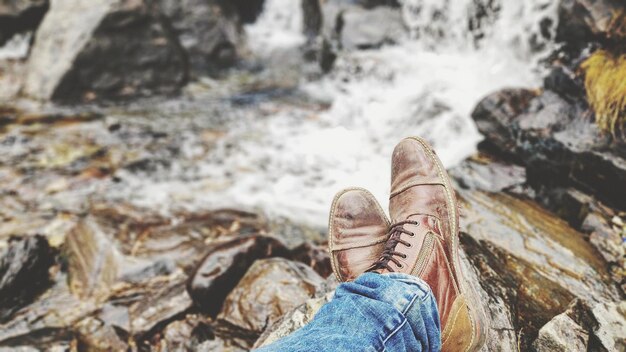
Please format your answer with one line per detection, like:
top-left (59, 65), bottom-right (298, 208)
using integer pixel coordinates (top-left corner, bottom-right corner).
top-left (367, 220), bottom-right (419, 272)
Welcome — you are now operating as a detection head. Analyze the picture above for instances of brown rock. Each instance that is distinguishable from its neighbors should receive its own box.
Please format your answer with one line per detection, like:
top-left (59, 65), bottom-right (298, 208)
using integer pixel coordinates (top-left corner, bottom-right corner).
top-left (91, 204), bottom-right (267, 271)
top-left (75, 317), bottom-right (128, 351)
top-left (289, 242), bottom-right (332, 278)
top-left (218, 258), bottom-right (324, 334)
top-left (104, 270), bottom-right (192, 337)
top-left (64, 216), bottom-right (119, 300)
top-left (459, 189), bottom-right (621, 350)
top-left (153, 314), bottom-right (213, 351)
top-left (187, 235), bottom-right (289, 316)
top-left (253, 291), bottom-right (334, 348)
top-left (0, 279), bottom-right (97, 347)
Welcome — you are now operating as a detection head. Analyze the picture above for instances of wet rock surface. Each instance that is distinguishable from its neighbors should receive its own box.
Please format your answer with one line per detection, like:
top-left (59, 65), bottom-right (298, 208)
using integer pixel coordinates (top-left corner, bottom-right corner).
top-left (187, 235), bottom-right (289, 316)
top-left (218, 258), bottom-right (324, 334)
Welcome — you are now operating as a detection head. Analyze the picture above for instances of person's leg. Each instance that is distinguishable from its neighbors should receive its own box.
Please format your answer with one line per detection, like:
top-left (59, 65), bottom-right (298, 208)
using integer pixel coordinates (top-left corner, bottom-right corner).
top-left (254, 272), bottom-right (440, 352)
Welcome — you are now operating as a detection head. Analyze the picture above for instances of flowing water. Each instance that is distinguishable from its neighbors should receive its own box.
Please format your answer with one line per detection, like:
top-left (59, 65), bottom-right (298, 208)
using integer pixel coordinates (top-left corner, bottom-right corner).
top-left (2, 0), bottom-right (561, 229)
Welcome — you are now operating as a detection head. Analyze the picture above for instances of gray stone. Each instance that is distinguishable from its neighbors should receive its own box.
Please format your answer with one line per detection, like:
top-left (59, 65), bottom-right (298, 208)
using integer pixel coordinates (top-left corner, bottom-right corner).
top-left (0, 0), bottom-right (48, 46)
top-left (534, 299), bottom-right (626, 352)
top-left (23, 0), bottom-right (186, 102)
top-left (158, 0), bottom-right (240, 76)
top-left (472, 88), bottom-right (626, 210)
top-left (592, 301), bottom-right (626, 351)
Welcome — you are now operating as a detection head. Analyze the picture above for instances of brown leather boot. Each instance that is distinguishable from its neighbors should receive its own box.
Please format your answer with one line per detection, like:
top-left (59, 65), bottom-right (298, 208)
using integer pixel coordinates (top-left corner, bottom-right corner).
top-left (328, 187), bottom-right (390, 282)
top-left (369, 136), bottom-right (488, 352)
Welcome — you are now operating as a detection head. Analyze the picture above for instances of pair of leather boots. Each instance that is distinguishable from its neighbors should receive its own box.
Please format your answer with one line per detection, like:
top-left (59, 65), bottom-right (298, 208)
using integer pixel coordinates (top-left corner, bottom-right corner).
top-left (328, 137), bottom-right (488, 351)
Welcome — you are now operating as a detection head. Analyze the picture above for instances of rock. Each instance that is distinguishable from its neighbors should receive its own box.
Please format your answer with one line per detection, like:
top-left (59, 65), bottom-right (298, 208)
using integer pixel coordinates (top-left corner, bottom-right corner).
top-left (104, 270), bottom-right (192, 337)
top-left (289, 242), bottom-right (332, 278)
top-left (253, 290), bottom-right (334, 348)
top-left (338, 5), bottom-right (405, 50)
top-left (533, 299), bottom-right (626, 352)
top-left (459, 188), bottom-right (621, 350)
top-left (0, 235), bottom-right (56, 322)
top-left (556, 0), bottom-right (626, 47)
top-left (23, 0), bottom-right (186, 102)
top-left (449, 153), bottom-right (526, 192)
top-left (0, 0), bottom-right (48, 46)
top-left (64, 216), bottom-right (120, 300)
top-left (534, 309), bottom-right (589, 351)
top-left (543, 66), bottom-right (585, 101)
top-left (75, 317), bottom-right (128, 351)
top-left (218, 258), bottom-right (324, 334)
top-left (268, 216), bottom-right (326, 247)
top-left (153, 314), bottom-right (213, 351)
top-left (472, 89), bottom-right (626, 210)
top-left (0, 278), bottom-right (97, 348)
top-left (471, 88), bottom-right (539, 154)
top-left (301, 0), bottom-right (322, 41)
top-left (157, 0), bottom-right (241, 76)
top-left (0, 60), bottom-right (25, 101)
top-left (187, 235), bottom-right (289, 316)
top-left (90, 204), bottom-right (268, 271)
top-left (591, 300), bottom-right (626, 351)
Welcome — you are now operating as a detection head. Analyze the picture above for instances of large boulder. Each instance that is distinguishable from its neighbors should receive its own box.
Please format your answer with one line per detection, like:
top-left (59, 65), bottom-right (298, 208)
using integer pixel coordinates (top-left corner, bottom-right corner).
top-left (23, 0), bottom-right (187, 102)
top-left (472, 88), bottom-right (626, 210)
top-left (218, 258), bottom-right (324, 334)
top-left (20, 0), bottom-right (246, 102)
top-left (533, 299), bottom-right (626, 352)
top-left (0, 0), bottom-right (48, 46)
top-left (157, 0), bottom-right (241, 76)
top-left (186, 235), bottom-right (289, 316)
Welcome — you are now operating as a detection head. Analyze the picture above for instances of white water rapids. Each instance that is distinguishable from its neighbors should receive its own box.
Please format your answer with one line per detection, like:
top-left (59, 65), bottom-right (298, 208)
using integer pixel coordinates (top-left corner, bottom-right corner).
top-left (108, 0), bottom-right (560, 227)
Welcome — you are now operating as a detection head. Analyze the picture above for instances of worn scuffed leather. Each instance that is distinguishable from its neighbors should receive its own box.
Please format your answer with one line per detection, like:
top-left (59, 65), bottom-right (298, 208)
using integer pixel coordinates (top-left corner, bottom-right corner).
top-left (328, 188), bottom-right (389, 282)
top-left (379, 137), bottom-right (488, 352)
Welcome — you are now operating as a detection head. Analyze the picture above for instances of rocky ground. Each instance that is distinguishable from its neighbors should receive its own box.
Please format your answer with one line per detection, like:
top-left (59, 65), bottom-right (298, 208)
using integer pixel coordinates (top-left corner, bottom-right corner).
top-left (1, 0), bottom-right (626, 351)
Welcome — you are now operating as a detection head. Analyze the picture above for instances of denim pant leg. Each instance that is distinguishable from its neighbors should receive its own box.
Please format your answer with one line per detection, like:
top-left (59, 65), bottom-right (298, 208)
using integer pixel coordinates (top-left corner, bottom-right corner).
top-left (254, 272), bottom-right (441, 352)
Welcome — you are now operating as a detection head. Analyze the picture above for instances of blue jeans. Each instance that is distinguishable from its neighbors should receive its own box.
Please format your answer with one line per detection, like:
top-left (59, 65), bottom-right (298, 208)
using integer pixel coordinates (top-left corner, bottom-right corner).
top-left (255, 272), bottom-right (441, 352)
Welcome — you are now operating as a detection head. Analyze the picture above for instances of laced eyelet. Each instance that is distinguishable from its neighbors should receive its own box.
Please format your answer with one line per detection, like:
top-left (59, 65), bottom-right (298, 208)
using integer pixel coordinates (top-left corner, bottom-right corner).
top-left (406, 243), bottom-right (412, 248)
top-left (401, 254), bottom-right (407, 259)
top-left (409, 232), bottom-right (415, 237)
top-left (398, 264), bottom-right (404, 268)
